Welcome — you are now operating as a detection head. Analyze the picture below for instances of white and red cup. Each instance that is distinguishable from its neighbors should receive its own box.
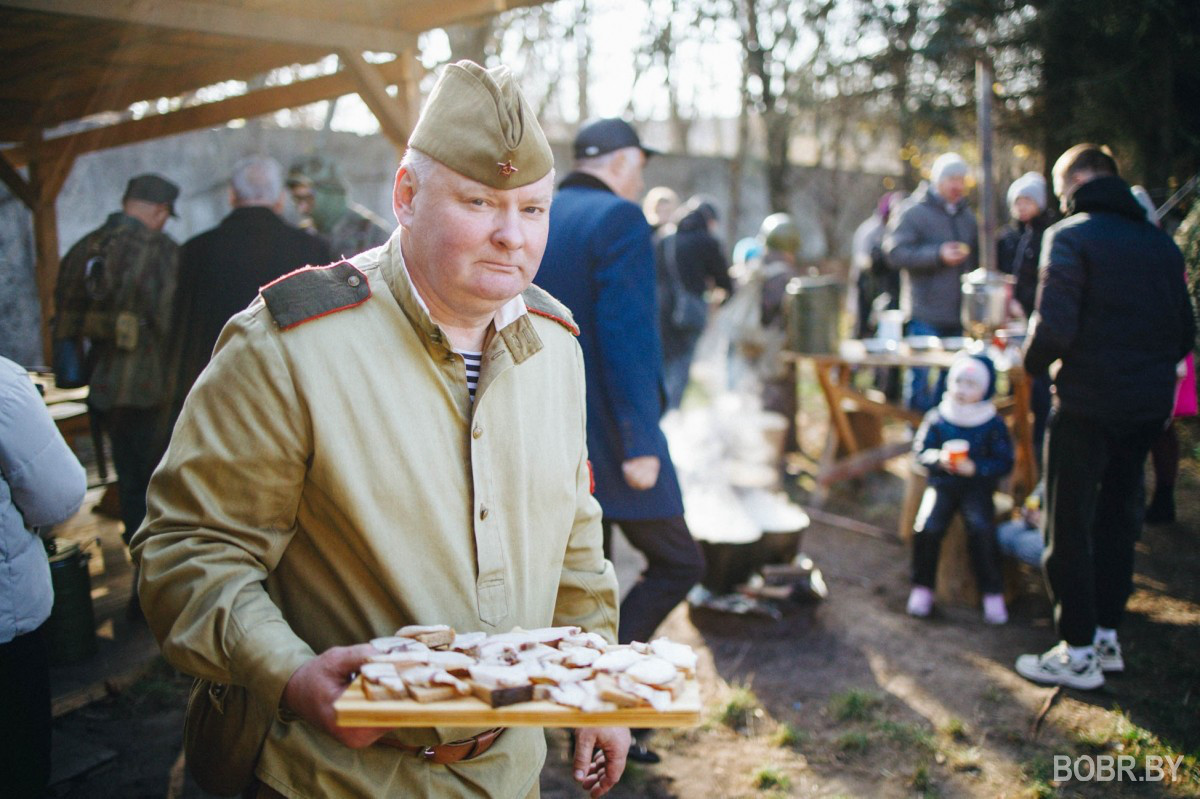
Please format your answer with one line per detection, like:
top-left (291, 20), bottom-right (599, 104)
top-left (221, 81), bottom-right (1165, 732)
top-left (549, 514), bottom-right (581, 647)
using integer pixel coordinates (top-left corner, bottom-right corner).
top-left (943, 439), bottom-right (970, 469)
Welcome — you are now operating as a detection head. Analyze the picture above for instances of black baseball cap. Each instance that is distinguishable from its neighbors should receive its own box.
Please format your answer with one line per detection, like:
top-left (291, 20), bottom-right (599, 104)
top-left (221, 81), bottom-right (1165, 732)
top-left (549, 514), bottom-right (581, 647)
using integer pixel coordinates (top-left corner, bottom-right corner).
top-left (572, 118), bottom-right (660, 160)
top-left (123, 173), bottom-right (180, 217)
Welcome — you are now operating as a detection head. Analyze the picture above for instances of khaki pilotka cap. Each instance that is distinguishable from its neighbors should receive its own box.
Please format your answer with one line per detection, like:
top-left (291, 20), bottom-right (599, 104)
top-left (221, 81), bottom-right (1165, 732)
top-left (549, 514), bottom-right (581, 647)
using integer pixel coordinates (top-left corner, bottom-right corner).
top-left (407, 60), bottom-right (553, 190)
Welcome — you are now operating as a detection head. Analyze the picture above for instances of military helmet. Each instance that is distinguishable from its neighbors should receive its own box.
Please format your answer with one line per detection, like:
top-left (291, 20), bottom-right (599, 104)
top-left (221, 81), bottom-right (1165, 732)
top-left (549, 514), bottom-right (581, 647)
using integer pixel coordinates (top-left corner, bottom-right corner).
top-left (287, 155), bottom-right (345, 194)
top-left (759, 212), bottom-right (801, 256)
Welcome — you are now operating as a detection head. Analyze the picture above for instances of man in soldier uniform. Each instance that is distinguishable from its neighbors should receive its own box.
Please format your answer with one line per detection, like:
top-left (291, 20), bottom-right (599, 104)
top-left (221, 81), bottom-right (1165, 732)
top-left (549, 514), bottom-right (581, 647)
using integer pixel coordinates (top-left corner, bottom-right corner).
top-left (133, 62), bottom-right (627, 798)
top-left (287, 155), bottom-right (393, 259)
top-left (53, 174), bottom-right (180, 562)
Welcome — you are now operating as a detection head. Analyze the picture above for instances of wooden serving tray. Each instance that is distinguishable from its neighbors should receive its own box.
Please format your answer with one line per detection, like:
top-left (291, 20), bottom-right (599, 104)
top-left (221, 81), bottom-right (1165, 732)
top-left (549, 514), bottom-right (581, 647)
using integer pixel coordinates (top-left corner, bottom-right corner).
top-left (334, 677), bottom-right (701, 728)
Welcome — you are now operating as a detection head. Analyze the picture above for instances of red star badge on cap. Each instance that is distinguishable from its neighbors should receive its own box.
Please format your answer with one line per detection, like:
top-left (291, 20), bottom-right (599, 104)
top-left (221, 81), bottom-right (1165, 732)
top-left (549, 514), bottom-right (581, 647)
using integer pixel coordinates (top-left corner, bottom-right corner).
top-left (497, 160), bottom-right (519, 177)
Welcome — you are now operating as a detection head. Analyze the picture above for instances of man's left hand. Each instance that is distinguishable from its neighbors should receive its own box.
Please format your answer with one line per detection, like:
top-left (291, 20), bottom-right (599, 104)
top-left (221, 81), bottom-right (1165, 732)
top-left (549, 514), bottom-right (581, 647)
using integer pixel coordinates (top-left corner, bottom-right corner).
top-left (572, 727), bottom-right (630, 797)
top-left (622, 456), bottom-right (660, 490)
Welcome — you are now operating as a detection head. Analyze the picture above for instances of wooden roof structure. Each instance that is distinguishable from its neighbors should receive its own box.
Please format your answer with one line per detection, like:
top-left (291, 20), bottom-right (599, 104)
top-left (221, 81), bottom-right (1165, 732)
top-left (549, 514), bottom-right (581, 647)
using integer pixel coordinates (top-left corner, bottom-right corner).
top-left (0, 0), bottom-right (548, 362)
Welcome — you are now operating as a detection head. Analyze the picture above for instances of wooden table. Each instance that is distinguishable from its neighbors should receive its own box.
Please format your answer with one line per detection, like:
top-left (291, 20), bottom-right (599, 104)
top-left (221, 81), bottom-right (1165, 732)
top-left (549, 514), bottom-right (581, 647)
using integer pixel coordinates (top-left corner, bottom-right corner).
top-left (786, 344), bottom-right (1036, 508)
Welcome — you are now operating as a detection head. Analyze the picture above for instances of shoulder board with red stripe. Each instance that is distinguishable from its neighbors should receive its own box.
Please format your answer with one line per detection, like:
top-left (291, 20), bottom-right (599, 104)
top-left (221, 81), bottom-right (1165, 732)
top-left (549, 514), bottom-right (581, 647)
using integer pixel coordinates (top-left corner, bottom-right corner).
top-left (260, 261), bottom-right (371, 331)
top-left (522, 283), bottom-right (579, 336)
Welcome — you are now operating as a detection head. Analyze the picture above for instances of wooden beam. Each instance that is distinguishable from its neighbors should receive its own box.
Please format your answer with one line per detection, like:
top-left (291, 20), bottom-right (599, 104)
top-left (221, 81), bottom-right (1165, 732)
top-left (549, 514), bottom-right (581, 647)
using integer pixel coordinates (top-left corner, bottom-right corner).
top-left (0, 150), bottom-right (34, 208)
top-left (29, 43), bottom-right (323, 129)
top-left (392, 0), bottom-right (551, 32)
top-left (339, 50), bottom-right (413, 153)
top-left (0, 0), bottom-right (416, 54)
top-left (3, 60), bottom-right (409, 168)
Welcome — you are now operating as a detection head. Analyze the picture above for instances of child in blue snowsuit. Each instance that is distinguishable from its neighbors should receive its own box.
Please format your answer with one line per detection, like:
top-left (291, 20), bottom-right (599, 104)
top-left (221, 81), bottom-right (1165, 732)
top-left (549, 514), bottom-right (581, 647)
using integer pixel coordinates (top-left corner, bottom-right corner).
top-left (907, 352), bottom-right (1014, 624)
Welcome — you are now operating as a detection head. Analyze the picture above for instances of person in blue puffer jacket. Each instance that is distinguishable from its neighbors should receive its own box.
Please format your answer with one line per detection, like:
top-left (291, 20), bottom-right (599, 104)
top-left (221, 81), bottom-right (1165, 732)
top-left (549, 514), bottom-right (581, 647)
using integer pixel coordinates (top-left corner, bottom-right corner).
top-left (906, 352), bottom-right (1014, 624)
top-left (1, 356), bottom-right (88, 797)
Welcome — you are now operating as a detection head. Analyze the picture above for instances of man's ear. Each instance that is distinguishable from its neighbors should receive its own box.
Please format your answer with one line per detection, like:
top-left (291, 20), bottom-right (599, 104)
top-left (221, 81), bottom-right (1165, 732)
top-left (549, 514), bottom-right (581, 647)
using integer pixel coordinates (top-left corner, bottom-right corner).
top-left (393, 166), bottom-right (417, 227)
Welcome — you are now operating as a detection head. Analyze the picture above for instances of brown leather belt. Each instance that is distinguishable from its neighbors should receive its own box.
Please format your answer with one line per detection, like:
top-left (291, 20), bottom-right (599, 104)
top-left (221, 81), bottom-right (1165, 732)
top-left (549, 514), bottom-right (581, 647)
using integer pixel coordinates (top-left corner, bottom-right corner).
top-left (377, 728), bottom-right (504, 765)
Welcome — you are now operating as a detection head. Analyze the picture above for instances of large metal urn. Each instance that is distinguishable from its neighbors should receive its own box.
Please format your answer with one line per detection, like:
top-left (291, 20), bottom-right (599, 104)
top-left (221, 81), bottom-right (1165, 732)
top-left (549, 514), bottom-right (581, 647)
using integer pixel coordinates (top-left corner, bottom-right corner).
top-left (961, 267), bottom-right (1013, 340)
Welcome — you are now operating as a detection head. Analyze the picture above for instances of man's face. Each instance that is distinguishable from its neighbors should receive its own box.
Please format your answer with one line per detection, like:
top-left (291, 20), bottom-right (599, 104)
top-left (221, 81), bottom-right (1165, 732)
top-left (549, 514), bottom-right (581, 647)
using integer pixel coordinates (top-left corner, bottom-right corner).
top-left (938, 175), bottom-right (966, 204)
top-left (393, 161), bottom-right (554, 317)
top-left (290, 184), bottom-right (315, 217)
top-left (1012, 195), bottom-right (1039, 223)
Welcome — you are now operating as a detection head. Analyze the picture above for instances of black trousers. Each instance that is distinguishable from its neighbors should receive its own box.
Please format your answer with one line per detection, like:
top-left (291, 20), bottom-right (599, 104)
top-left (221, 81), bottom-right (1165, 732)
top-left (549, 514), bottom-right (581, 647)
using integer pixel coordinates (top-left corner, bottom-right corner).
top-left (93, 405), bottom-right (169, 544)
top-left (1043, 409), bottom-right (1163, 646)
top-left (602, 516), bottom-right (705, 644)
top-left (0, 624), bottom-right (52, 798)
top-left (911, 480), bottom-right (1004, 595)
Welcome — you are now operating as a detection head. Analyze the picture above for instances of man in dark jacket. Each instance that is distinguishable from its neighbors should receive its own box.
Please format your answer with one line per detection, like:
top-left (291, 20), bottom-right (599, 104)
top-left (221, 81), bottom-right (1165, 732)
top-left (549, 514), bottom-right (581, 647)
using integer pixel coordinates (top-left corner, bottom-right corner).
top-left (172, 156), bottom-right (331, 411)
top-left (883, 152), bottom-right (978, 411)
top-left (1015, 144), bottom-right (1196, 690)
top-left (535, 118), bottom-right (705, 763)
top-left (657, 196), bottom-right (731, 408)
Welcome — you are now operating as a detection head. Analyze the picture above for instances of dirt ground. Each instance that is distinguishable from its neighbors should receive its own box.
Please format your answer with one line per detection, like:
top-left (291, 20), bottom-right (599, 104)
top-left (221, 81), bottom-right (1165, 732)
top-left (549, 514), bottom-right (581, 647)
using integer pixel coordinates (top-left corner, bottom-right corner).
top-left (48, 416), bottom-right (1200, 799)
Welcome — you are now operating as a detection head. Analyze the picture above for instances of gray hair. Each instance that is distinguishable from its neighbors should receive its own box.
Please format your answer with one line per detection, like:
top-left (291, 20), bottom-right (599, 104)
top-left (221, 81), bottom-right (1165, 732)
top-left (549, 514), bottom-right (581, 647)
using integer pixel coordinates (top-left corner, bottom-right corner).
top-left (399, 148), bottom-right (437, 186)
top-left (231, 155), bottom-right (284, 206)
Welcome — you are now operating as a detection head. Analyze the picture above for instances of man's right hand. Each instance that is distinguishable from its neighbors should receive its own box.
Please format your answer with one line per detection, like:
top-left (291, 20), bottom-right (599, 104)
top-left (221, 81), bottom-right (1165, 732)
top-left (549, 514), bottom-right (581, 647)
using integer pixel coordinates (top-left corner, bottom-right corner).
top-left (282, 644), bottom-right (384, 748)
top-left (622, 456), bottom-right (660, 490)
top-left (939, 241), bottom-right (970, 267)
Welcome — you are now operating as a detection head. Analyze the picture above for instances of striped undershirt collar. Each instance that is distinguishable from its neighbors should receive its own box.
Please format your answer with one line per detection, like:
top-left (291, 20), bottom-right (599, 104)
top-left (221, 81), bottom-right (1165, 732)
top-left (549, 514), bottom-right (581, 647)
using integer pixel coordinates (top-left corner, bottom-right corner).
top-left (457, 349), bottom-right (483, 401)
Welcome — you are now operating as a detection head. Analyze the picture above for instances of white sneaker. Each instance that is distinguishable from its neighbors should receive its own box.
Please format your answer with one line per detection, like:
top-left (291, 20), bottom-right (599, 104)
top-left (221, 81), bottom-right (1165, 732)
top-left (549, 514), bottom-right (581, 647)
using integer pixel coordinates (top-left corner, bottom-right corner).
top-left (982, 593), bottom-right (1008, 625)
top-left (1015, 642), bottom-right (1105, 690)
top-left (906, 586), bottom-right (934, 617)
top-left (1094, 638), bottom-right (1124, 672)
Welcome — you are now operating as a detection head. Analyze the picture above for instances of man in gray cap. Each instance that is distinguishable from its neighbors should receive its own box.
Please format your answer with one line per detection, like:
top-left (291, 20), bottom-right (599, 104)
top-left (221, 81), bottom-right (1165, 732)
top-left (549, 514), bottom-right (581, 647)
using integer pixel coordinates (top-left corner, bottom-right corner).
top-left (133, 62), bottom-right (627, 797)
top-left (535, 119), bottom-right (705, 765)
top-left (883, 152), bottom-right (979, 411)
top-left (52, 173), bottom-right (180, 596)
top-left (287, 155), bottom-right (393, 259)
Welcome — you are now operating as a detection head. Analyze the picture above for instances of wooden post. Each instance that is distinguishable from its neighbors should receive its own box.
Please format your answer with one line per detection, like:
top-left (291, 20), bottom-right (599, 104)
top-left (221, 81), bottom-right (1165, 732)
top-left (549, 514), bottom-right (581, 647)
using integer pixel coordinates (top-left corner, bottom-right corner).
top-left (976, 58), bottom-right (997, 274)
top-left (28, 147), bottom-right (76, 368)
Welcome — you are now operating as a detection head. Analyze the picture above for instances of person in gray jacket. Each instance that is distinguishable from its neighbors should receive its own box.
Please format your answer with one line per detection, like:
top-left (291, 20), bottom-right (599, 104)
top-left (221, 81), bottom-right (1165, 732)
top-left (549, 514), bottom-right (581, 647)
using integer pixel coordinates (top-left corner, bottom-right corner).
top-left (0, 356), bottom-right (88, 797)
top-left (884, 152), bottom-right (979, 411)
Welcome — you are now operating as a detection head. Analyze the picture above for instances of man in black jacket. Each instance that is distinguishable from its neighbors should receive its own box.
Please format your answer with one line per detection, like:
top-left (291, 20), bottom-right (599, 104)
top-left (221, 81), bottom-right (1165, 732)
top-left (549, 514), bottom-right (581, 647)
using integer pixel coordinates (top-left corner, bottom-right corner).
top-left (171, 156), bottom-right (331, 413)
top-left (1015, 145), bottom-right (1195, 690)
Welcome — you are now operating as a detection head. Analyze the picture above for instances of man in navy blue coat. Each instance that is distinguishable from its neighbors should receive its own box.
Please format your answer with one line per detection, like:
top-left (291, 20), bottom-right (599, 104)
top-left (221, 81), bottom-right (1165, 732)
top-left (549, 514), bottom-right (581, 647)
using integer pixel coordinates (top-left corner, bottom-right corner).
top-left (535, 119), bottom-right (704, 717)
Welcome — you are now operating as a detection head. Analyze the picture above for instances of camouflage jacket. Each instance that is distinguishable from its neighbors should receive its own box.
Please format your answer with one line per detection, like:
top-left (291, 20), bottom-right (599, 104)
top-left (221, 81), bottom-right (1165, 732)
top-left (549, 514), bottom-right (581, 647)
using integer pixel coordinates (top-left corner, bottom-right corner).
top-left (325, 205), bottom-right (393, 260)
top-left (54, 212), bottom-right (180, 409)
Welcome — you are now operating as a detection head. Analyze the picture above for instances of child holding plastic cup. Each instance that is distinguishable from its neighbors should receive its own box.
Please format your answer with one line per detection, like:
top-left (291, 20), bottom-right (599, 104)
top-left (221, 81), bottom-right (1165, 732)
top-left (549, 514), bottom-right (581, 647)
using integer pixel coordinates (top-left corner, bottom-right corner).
top-left (907, 352), bottom-right (1015, 623)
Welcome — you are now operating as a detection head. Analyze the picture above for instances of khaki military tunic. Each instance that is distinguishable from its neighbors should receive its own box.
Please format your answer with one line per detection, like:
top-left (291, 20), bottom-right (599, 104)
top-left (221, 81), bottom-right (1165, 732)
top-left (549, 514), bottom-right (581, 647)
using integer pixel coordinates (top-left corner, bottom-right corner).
top-left (132, 234), bottom-right (619, 798)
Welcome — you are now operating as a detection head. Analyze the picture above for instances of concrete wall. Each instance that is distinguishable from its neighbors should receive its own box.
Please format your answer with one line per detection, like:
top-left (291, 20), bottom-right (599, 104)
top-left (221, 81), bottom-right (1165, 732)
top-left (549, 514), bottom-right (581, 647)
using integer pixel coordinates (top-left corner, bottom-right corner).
top-left (0, 124), bottom-right (893, 368)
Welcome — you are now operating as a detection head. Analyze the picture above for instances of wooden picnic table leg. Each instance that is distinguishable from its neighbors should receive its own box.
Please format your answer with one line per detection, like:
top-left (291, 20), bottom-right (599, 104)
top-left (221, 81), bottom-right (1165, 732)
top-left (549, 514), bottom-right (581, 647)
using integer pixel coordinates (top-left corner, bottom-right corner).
top-left (1008, 364), bottom-right (1036, 502)
top-left (809, 361), bottom-right (861, 508)
top-left (814, 361), bottom-right (860, 457)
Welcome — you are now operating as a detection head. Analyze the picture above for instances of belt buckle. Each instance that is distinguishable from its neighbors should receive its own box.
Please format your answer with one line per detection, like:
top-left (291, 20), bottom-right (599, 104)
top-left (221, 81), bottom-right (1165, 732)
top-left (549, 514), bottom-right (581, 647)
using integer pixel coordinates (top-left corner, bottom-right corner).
top-left (420, 745), bottom-right (438, 761)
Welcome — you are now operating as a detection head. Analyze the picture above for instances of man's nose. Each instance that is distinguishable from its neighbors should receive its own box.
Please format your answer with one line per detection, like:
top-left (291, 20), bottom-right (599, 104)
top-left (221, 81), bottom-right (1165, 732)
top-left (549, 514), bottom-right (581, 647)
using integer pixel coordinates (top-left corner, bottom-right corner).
top-left (492, 207), bottom-right (525, 250)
